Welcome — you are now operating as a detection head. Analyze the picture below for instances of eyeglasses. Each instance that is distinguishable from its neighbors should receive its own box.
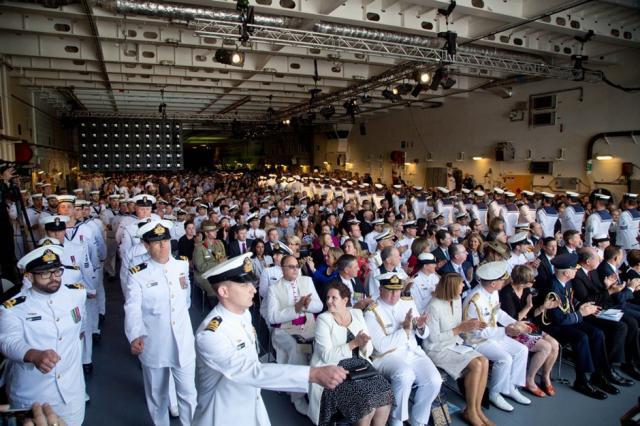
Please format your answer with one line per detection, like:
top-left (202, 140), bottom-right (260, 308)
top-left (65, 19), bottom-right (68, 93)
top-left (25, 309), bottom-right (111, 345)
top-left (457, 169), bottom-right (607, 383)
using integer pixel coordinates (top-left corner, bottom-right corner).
top-left (283, 265), bottom-right (300, 270)
top-left (35, 267), bottom-right (64, 279)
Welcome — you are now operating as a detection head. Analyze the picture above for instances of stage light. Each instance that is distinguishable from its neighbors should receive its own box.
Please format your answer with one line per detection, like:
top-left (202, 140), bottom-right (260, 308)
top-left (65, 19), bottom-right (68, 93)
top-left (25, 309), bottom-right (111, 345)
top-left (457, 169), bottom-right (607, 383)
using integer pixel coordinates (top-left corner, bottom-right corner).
top-left (438, 31), bottom-right (457, 56)
top-left (429, 68), bottom-right (444, 90)
top-left (320, 105), bottom-right (336, 119)
top-left (382, 88), bottom-right (400, 103)
top-left (441, 76), bottom-right (456, 89)
top-left (392, 87), bottom-right (399, 96)
top-left (360, 94), bottom-right (372, 104)
top-left (215, 49), bottom-right (245, 67)
top-left (411, 84), bottom-right (424, 97)
top-left (395, 83), bottom-right (413, 96)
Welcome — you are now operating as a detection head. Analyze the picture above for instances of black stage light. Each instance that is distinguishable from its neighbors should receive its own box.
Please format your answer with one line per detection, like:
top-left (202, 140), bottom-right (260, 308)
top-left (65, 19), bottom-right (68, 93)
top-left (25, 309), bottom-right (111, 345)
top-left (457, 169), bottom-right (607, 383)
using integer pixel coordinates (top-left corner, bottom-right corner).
top-left (441, 75), bottom-right (456, 89)
top-left (438, 31), bottom-right (457, 56)
top-left (395, 83), bottom-right (414, 96)
top-left (429, 68), bottom-right (445, 90)
top-left (382, 88), bottom-right (400, 102)
top-left (320, 105), bottom-right (336, 119)
top-left (360, 94), bottom-right (372, 104)
top-left (215, 49), bottom-right (245, 67)
top-left (411, 84), bottom-right (424, 97)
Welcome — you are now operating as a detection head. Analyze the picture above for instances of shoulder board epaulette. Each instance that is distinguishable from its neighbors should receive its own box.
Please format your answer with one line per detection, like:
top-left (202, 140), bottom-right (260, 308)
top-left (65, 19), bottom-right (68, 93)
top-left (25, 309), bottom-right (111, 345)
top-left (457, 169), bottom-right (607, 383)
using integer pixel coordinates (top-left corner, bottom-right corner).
top-left (65, 283), bottom-right (85, 290)
top-left (2, 296), bottom-right (26, 309)
top-left (129, 262), bottom-right (148, 274)
top-left (365, 302), bottom-right (378, 312)
top-left (205, 316), bottom-right (222, 332)
top-left (64, 264), bottom-right (80, 270)
top-left (179, 256), bottom-right (188, 261)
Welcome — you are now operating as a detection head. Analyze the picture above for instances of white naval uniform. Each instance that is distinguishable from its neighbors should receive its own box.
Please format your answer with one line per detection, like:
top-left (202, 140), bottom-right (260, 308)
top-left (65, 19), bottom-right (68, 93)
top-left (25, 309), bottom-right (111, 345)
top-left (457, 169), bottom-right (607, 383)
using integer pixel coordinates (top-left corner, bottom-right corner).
top-left (26, 206), bottom-right (44, 242)
top-left (124, 256), bottom-right (197, 426)
top-left (584, 209), bottom-right (613, 247)
top-left (410, 271), bottom-right (440, 314)
top-left (247, 226), bottom-right (266, 241)
top-left (536, 206), bottom-right (559, 238)
top-left (500, 204), bottom-right (519, 237)
top-left (364, 231), bottom-right (381, 254)
top-left (0, 284), bottom-right (87, 426)
top-left (616, 208), bottom-right (640, 250)
top-left (192, 304), bottom-right (310, 426)
top-left (258, 265), bottom-right (283, 321)
top-left (364, 298), bottom-right (442, 424)
top-left (462, 286), bottom-right (527, 395)
top-left (560, 203), bottom-right (585, 233)
top-left (83, 217), bottom-right (107, 319)
top-left (100, 207), bottom-right (119, 277)
top-left (506, 253), bottom-right (527, 274)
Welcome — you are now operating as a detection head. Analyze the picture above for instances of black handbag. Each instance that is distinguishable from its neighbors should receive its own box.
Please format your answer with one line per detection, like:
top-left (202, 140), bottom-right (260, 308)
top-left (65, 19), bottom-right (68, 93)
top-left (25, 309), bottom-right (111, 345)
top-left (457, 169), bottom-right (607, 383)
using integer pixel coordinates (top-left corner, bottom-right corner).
top-left (347, 363), bottom-right (378, 381)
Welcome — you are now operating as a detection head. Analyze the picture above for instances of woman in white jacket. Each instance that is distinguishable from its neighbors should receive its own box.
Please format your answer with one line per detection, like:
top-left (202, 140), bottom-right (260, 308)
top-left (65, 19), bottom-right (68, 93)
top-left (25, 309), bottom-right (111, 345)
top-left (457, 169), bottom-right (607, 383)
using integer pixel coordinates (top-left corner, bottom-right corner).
top-left (309, 282), bottom-right (393, 426)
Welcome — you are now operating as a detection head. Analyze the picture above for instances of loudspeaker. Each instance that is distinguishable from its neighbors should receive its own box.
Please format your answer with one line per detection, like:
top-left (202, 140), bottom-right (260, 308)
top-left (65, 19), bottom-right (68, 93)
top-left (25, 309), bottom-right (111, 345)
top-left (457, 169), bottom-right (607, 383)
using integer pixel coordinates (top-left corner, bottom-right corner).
top-left (359, 122), bottom-right (367, 136)
top-left (495, 147), bottom-right (505, 161)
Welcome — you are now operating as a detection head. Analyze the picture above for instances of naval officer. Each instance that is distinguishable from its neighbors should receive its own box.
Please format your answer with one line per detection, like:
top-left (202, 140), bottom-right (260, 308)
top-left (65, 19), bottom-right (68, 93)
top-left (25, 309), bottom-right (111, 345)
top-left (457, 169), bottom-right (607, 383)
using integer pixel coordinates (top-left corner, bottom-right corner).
top-left (124, 219), bottom-right (196, 426)
top-left (192, 252), bottom-right (347, 426)
top-left (0, 245), bottom-right (87, 425)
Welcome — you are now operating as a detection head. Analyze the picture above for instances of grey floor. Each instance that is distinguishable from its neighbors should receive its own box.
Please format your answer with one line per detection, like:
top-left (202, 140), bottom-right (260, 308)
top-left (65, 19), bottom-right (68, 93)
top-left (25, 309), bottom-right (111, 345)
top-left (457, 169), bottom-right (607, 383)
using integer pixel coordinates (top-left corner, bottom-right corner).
top-left (84, 277), bottom-right (638, 426)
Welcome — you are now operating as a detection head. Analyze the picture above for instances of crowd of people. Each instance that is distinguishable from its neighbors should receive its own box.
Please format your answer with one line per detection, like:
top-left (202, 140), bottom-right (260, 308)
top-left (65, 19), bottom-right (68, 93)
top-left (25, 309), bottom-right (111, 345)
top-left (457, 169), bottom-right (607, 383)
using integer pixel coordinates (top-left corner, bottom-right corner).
top-left (0, 167), bottom-right (639, 426)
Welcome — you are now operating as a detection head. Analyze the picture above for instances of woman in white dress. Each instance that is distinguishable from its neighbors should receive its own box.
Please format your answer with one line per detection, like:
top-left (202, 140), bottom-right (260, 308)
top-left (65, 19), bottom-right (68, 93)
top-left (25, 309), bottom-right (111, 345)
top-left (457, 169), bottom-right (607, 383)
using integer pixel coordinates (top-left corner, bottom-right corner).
top-left (424, 273), bottom-right (494, 426)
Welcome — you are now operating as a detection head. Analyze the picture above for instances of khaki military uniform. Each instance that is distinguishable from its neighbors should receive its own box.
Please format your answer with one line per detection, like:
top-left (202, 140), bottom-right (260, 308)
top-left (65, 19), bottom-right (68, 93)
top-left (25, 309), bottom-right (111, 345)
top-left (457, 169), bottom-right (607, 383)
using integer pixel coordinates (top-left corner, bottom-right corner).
top-left (193, 240), bottom-right (226, 296)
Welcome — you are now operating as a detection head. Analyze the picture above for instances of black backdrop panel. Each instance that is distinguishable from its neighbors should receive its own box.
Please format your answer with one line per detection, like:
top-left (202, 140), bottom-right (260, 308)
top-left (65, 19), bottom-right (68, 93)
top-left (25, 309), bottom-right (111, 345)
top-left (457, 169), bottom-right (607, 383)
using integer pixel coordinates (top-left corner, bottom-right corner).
top-left (78, 119), bottom-right (183, 172)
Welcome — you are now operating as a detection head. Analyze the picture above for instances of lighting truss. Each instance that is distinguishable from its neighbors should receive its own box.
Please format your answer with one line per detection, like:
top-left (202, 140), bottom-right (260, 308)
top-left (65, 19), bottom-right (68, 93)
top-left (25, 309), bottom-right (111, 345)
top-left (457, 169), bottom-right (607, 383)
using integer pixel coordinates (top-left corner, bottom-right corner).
top-left (192, 19), bottom-right (602, 83)
top-left (70, 111), bottom-right (265, 121)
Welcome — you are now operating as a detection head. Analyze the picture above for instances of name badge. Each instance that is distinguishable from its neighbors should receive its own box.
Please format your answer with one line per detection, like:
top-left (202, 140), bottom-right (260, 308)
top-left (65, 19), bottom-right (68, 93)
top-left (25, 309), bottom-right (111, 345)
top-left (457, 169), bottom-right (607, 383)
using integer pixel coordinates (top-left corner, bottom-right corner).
top-left (236, 342), bottom-right (246, 350)
top-left (26, 315), bottom-right (42, 322)
top-left (146, 282), bottom-right (158, 288)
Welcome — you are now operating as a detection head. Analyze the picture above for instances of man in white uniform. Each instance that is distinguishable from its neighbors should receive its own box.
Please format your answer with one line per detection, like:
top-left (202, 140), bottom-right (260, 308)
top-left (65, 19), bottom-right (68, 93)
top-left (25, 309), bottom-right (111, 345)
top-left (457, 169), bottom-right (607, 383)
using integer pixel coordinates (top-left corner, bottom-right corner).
top-left (124, 220), bottom-right (196, 426)
top-left (463, 261), bottom-right (531, 412)
top-left (617, 193), bottom-right (640, 251)
top-left (364, 273), bottom-right (442, 426)
top-left (0, 245), bottom-right (86, 425)
top-left (410, 252), bottom-right (440, 314)
top-left (192, 253), bottom-right (347, 426)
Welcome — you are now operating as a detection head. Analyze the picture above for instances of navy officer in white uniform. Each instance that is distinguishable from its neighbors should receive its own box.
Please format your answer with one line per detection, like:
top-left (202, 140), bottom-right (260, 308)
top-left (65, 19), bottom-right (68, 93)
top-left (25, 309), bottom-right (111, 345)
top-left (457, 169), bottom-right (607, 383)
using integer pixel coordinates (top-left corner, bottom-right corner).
top-left (0, 245), bottom-right (87, 425)
top-left (192, 252), bottom-right (348, 426)
top-left (124, 219), bottom-right (196, 426)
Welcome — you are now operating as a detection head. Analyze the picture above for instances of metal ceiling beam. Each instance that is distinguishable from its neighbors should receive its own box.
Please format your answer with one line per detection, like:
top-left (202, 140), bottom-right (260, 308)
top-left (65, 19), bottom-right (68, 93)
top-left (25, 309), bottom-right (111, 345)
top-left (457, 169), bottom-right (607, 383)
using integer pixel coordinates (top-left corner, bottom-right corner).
top-left (217, 96), bottom-right (251, 114)
top-left (79, 0), bottom-right (117, 111)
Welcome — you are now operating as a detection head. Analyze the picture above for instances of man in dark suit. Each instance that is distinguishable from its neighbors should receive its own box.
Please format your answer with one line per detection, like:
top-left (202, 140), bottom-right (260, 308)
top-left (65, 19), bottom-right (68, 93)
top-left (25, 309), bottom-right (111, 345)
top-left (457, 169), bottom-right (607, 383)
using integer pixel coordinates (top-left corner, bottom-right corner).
top-left (227, 225), bottom-right (254, 258)
top-left (439, 243), bottom-right (474, 297)
top-left (431, 229), bottom-right (452, 272)
top-left (597, 245), bottom-right (640, 322)
top-left (534, 237), bottom-right (557, 298)
top-left (263, 228), bottom-right (281, 257)
top-left (541, 253), bottom-right (619, 399)
top-left (573, 247), bottom-right (640, 381)
top-left (332, 254), bottom-right (371, 311)
top-left (557, 230), bottom-right (581, 255)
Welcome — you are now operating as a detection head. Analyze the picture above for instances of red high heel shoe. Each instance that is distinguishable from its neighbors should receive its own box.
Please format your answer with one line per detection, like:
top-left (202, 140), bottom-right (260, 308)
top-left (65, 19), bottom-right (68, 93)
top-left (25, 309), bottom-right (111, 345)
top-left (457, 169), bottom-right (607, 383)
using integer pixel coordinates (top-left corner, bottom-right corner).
top-left (542, 382), bottom-right (556, 396)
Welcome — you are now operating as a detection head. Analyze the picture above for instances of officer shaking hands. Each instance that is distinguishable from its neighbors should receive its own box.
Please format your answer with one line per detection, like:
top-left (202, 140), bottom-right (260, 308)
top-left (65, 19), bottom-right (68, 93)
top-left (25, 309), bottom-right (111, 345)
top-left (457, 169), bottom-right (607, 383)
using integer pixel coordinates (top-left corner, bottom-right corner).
top-left (192, 252), bottom-right (347, 426)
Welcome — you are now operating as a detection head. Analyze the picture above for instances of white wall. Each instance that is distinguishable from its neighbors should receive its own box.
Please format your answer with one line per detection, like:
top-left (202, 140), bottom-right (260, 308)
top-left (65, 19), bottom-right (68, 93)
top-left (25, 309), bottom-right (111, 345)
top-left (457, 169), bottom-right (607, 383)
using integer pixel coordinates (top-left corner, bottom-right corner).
top-left (346, 51), bottom-right (640, 199)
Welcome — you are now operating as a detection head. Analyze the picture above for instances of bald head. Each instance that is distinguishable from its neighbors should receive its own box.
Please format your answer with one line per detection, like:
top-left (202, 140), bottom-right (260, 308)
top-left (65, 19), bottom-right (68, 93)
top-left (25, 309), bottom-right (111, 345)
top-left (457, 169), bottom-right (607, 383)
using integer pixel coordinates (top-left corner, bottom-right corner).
top-left (577, 247), bottom-right (599, 271)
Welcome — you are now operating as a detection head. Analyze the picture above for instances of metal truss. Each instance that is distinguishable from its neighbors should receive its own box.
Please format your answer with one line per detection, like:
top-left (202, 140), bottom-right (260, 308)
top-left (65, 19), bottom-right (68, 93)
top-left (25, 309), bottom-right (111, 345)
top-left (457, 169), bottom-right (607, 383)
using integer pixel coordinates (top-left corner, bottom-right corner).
top-left (69, 110), bottom-right (266, 121)
top-left (192, 19), bottom-right (602, 83)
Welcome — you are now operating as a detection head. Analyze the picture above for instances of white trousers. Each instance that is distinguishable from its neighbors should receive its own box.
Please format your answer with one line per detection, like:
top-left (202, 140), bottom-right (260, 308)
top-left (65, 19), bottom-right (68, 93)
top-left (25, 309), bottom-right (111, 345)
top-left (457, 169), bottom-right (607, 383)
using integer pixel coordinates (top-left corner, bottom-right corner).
top-left (476, 337), bottom-right (527, 395)
top-left (94, 265), bottom-right (106, 316)
top-left (104, 238), bottom-right (118, 276)
top-left (272, 329), bottom-right (310, 402)
top-left (12, 395), bottom-right (85, 426)
top-left (141, 364), bottom-right (197, 426)
top-left (374, 351), bottom-right (442, 424)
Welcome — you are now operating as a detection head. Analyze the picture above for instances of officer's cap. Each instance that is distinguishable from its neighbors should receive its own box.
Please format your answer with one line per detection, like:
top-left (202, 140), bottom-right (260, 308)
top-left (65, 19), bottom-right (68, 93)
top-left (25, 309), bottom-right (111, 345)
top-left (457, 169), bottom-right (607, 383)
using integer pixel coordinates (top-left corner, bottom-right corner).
top-left (540, 192), bottom-right (555, 199)
top-left (595, 193), bottom-right (610, 201)
top-left (493, 187), bottom-right (504, 195)
top-left (17, 245), bottom-right (63, 273)
top-left (592, 234), bottom-right (610, 244)
top-left (56, 195), bottom-right (75, 204)
top-left (246, 212), bottom-right (259, 222)
top-left (476, 261), bottom-right (510, 282)
top-left (374, 183), bottom-right (384, 190)
top-left (403, 220), bottom-right (417, 229)
top-left (371, 218), bottom-right (384, 226)
top-left (40, 215), bottom-right (69, 231)
top-left (417, 252), bottom-right (437, 265)
top-left (437, 187), bottom-right (450, 194)
top-left (376, 273), bottom-right (405, 290)
top-left (31, 193), bottom-right (43, 199)
top-left (551, 253), bottom-right (579, 270)
top-left (374, 230), bottom-right (393, 242)
top-left (566, 191), bottom-right (580, 198)
top-left (38, 237), bottom-right (62, 247)
top-left (271, 242), bottom-right (293, 256)
top-left (202, 252), bottom-right (257, 285)
top-left (74, 199), bottom-right (90, 207)
top-left (136, 220), bottom-right (173, 242)
top-left (133, 194), bottom-right (156, 207)
top-left (108, 194), bottom-right (121, 200)
top-left (504, 191), bottom-right (516, 198)
top-left (521, 190), bottom-right (534, 197)
top-left (508, 231), bottom-right (529, 246)
top-left (515, 222), bottom-right (530, 230)
top-left (473, 190), bottom-right (485, 197)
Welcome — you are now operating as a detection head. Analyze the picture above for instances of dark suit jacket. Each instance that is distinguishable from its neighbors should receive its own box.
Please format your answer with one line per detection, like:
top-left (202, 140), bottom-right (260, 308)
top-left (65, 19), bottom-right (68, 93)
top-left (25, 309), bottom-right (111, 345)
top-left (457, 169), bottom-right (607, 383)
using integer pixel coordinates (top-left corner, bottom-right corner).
top-left (595, 261), bottom-right (633, 307)
top-left (572, 268), bottom-right (611, 308)
top-left (534, 253), bottom-right (554, 296)
top-left (557, 246), bottom-right (577, 256)
top-left (439, 260), bottom-right (475, 291)
top-left (227, 238), bottom-right (254, 258)
top-left (431, 246), bottom-right (450, 263)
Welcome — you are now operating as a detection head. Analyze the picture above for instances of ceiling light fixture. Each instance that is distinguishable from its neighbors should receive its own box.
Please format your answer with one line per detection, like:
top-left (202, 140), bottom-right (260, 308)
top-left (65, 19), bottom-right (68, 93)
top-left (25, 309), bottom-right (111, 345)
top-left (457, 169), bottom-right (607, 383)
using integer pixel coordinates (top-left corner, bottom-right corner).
top-left (596, 155), bottom-right (613, 160)
top-left (215, 49), bottom-right (245, 67)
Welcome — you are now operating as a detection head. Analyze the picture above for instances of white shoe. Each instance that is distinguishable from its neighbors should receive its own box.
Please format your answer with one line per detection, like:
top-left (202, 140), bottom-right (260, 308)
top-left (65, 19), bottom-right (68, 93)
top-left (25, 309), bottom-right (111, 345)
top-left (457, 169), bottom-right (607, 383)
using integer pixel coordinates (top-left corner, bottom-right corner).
top-left (169, 405), bottom-right (179, 418)
top-left (85, 392), bottom-right (90, 403)
top-left (489, 393), bottom-right (514, 412)
top-left (292, 398), bottom-right (308, 416)
top-left (507, 387), bottom-right (531, 405)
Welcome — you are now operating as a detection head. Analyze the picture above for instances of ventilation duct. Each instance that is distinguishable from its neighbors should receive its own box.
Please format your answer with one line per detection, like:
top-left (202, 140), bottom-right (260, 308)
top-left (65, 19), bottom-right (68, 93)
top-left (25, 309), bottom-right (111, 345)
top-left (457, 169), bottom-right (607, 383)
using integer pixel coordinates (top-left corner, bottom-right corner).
top-left (99, 0), bottom-right (296, 27)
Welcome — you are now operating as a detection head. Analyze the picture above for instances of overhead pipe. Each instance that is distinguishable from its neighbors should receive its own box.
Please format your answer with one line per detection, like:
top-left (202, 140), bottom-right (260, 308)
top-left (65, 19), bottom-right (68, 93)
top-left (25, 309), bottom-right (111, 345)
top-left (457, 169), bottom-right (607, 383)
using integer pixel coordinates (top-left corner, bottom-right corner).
top-left (99, 0), bottom-right (296, 27)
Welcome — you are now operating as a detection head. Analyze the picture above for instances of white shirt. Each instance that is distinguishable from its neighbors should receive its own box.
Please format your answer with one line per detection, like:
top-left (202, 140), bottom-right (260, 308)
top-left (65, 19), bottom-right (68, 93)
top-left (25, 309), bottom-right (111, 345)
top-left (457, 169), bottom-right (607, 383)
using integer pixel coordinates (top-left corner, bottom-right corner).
top-left (411, 271), bottom-right (440, 314)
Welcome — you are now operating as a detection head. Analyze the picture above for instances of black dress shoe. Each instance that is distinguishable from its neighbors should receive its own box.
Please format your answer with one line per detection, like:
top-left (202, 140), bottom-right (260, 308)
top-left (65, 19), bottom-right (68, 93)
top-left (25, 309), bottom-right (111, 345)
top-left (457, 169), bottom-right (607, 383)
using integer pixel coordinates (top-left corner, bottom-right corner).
top-left (92, 333), bottom-right (101, 345)
top-left (83, 363), bottom-right (93, 374)
top-left (608, 370), bottom-right (634, 387)
top-left (573, 381), bottom-right (608, 400)
top-left (591, 375), bottom-right (620, 395)
top-left (99, 314), bottom-right (105, 326)
top-left (621, 364), bottom-right (640, 381)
